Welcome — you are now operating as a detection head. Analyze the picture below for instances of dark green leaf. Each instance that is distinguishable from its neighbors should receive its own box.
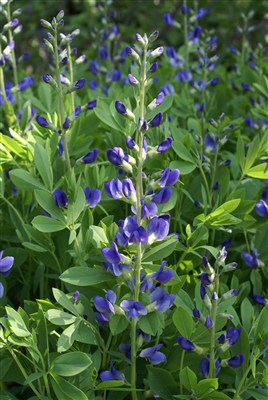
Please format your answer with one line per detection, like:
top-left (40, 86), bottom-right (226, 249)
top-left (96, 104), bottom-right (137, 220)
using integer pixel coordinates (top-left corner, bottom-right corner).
top-left (147, 366), bottom-right (179, 400)
top-left (59, 267), bottom-right (114, 286)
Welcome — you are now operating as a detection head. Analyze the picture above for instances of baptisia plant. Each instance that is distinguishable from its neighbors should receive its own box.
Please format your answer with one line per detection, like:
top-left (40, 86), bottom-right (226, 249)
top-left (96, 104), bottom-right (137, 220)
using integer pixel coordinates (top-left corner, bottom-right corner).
top-left (93, 31), bottom-right (180, 397)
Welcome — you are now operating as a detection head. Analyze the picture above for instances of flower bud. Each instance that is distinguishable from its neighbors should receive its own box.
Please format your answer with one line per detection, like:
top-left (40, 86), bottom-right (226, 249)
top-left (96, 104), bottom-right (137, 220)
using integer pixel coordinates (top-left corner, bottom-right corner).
top-left (135, 33), bottom-right (146, 47)
top-left (221, 288), bottom-right (237, 301)
top-left (126, 46), bottom-right (141, 64)
top-left (218, 313), bottom-right (234, 320)
top-left (115, 100), bottom-right (136, 122)
top-left (42, 38), bottom-right (54, 53)
top-left (40, 19), bottom-right (52, 30)
top-left (128, 74), bottom-right (139, 86)
top-left (147, 92), bottom-right (165, 112)
top-left (66, 78), bottom-right (86, 94)
top-left (43, 74), bottom-right (58, 91)
top-left (56, 10), bottom-right (65, 22)
top-left (149, 31), bottom-right (159, 42)
top-left (149, 46), bottom-right (164, 61)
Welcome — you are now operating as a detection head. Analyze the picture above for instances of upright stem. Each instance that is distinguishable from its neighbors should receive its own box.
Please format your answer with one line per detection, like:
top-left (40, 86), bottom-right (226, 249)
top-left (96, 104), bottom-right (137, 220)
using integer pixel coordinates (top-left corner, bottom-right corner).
top-left (7, 2), bottom-right (21, 111)
top-left (183, 0), bottom-right (189, 70)
top-left (208, 270), bottom-right (219, 378)
top-left (130, 42), bottom-right (147, 400)
top-left (54, 28), bottom-right (72, 173)
top-left (67, 44), bottom-right (75, 111)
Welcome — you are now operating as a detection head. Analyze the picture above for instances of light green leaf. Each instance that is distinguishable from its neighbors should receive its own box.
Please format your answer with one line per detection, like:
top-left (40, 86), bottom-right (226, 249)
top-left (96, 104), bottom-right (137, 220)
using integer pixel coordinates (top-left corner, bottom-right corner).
top-left (52, 288), bottom-right (80, 317)
top-left (22, 242), bottom-right (47, 252)
top-left (246, 163), bottom-right (268, 179)
top-left (147, 366), bottom-right (179, 400)
top-left (9, 169), bottom-right (47, 192)
top-left (138, 312), bottom-right (160, 336)
top-left (179, 367), bottom-right (197, 392)
top-left (89, 225), bottom-right (109, 248)
top-left (172, 141), bottom-right (196, 163)
top-left (50, 372), bottom-right (88, 400)
top-left (109, 314), bottom-right (129, 335)
top-left (34, 143), bottom-right (53, 190)
top-left (5, 307), bottom-right (31, 337)
top-left (95, 380), bottom-right (125, 390)
top-left (0, 133), bottom-right (26, 157)
top-left (173, 307), bottom-right (193, 338)
top-left (170, 160), bottom-right (196, 175)
top-left (57, 320), bottom-right (80, 353)
top-left (143, 238), bottom-right (178, 262)
top-left (45, 309), bottom-right (78, 325)
top-left (32, 216), bottom-right (66, 232)
top-left (59, 267), bottom-right (114, 286)
top-left (51, 352), bottom-right (92, 376)
top-left (23, 373), bottom-right (43, 386)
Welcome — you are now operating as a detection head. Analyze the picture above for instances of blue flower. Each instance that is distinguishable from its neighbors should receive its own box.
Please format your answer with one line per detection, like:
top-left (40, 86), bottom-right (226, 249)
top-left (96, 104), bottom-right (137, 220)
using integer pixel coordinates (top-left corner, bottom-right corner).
top-left (117, 216), bottom-right (148, 246)
top-left (84, 187), bottom-right (101, 208)
top-left (0, 82), bottom-right (15, 106)
top-left (195, 8), bottom-right (210, 19)
top-left (0, 283), bottom-right (4, 299)
top-left (176, 70), bottom-right (192, 82)
top-left (241, 248), bottom-right (260, 267)
top-left (119, 343), bottom-right (131, 359)
top-left (152, 188), bottom-right (172, 204)
top-left (146, 216), bottom-right (169, 243)
top-left (94, 290), bottom-right (116, 314)
top-left (0, 250), bottom-right (14, 278)
top-left (200, 356), bottom-right (221, 377)
top-left (107, 147), bottom-right (134, 172)
top-left (157, 137), bottom-right (173, 153)
top-left (104, 178), bottom-right (123, 200)
top-left (79, 149), bottom-right (98, 164)
top-left (149, 112), bottom-right (163, 128)
top-left (255, 199), bottom-right (268, 217)
top-left (160, 83), bottom-right (174, 96)
top-left (151, 261), bottom-right (174, 284)
top-left (252, 294), bottom-right (267, 306)
top-left (86, 100), bottom-right (97, 109)
top-left (120, 299), bottom-right (147, 320)
top-left (73, 291), bottom-right (80, 302)
top-left (205, 316), bottom-right (214, 329)
top-left (90, 59), bottom-right (99, 75)
top-left (221, 354), bottom-right (245, 368)
top-left (99, 362), bottom-right (125, 382)
top-left (163, 13), bottom-right (174, 26)
top-left (18, 77), bottom-right (34, 91)
top-left (150, 287), bottom-right (175, 312)
top-left (241, 82), bottom-right (250, 91)
top-left (52, 189), bottom-right (68, 207)
top-left (177, 336), bottom-right (203, 353)
top-left (140, 344), bottom-right (166, 365)
top-left (89, 80), bottom-right (99, 90)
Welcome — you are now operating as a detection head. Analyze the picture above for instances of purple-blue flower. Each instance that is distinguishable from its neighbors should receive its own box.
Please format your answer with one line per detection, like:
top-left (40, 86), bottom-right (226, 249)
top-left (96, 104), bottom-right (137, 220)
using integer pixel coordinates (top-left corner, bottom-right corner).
top-left (79, 149), bottom-right (98, 164)
top-left (146, 216), bottom-right (169, 243)
top-left (160, 83), bottom-right (174, 96)
top-left (150, 287), bottom-right (175, 312)
top-left (86, 99), bottom-right (97, 109)
top-left (104, 178), bottom-right (123, 200)
top-left (94, 290), bottom-right (116, 314)
top-left (18, 77), bottom-right (34, 91)
top-left (99, 362), bottom-right (124, 382)
top-left (52, 189), bottom-right (68, 207)
top-left (241, 248), bottom-right (260, 267)
top-left (149, 112), bottom-right (163, 128)
top-left (0, 250), bottom-right (14, 279)
top-left (163, 13), bottom-right (174, 26)
top-left (152, 188), bottom-right (172, 204)
top-left (205, 316), bottom-right (214, 329)
top-left (241, 82), bottom-right (250, 91)
top-left (73, 291), bottom-right (80, 302)
top-left (84, 187), bottom-right (101, 208)
top-left (255, 199), bottom-right (268, 217)
top-left (177, 336), bottom-right (202, 353)
top-left (120, 299), bottom-right (147, 320)
top-left (157, 137), bottom-right (173, 153)
top-left (118, 216), bottom-right (148, 246)
top-left (89, 80), bottom-right (99, 90)
top-left (140, 344), bottom-right (166, 365)
top-left (151, 261), bottom-right (174, 284)
top-left (200, 356), bottom-right (221, 377)
top-left (176, 70), bottom-right (192, 82)
top-left (252, 294), bottom-right (267, 306)
top-left (222, 354), bottom-right (245, 368)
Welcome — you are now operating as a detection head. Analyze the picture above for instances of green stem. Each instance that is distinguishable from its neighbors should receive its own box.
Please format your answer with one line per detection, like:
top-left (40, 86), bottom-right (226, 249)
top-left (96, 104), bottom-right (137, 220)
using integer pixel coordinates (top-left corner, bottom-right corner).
top-left (8, 345), bottom-right (41, 398)
top-left (208, 271), bottom-right (219, 378)
top-left (179, 350), bottom-right (185, 394)
top-left (67, 44), bottom-right (75, 112)
top-left (183, 0), bottom-right (189, 70)
top-left (130, 38), bottom-right (147, 400)
top-left (54, 29), bottom-right (72, 173)
top-left (199, 164), bottom-right (212, 208)
top-left (7, 2), bottom-right (21, 111)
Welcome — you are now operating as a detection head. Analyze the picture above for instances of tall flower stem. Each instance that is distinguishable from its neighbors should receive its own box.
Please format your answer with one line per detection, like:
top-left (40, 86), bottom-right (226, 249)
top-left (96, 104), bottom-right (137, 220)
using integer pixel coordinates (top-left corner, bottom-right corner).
top-left (183, 0), bottom-right (189, 70)
top-left (67, 44), bottom-right (75, 112)
top-left (130, 41), bottom-right (147, 400)
top-left (54, 28), bottom-right (72, 174)
top-left (208, 269), bottom-right (219, 378)
top-left (7, 1), bottom-right (21, 111)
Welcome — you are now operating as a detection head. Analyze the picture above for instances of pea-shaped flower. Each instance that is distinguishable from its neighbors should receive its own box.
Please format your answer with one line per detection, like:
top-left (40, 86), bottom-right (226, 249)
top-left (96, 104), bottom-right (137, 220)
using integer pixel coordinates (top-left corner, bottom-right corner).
top-left (140, 344), bottom-right (166, 365)
top-left (52, 189), bottom-right (68, 207)
top-left (0, 250), bottom-right (14, 278)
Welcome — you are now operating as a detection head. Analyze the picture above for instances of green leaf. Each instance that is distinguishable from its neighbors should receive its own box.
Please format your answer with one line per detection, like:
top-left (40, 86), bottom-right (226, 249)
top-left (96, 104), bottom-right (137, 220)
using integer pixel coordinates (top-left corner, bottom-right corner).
top-left (9, 169), bottom-right (47, 192)
top-left (32, 216), bottom-right (66, 232)
top-left (0, 358), bottom-right (13, 380)
top-left (236, 136), bottom-right (245, 170)
top-left (89, 225), bottom-right (109, 248)
top-left (23, 373), bottom-right (43, 386)
top-left (22, 242), bottom-right (47, 252)
top-left (34, 190), bottom-right (66, 223)
top-left (170, 160), bottom-right (196, 175)
top-left (241, 297), bottom-right (254, 333)
top-left (45, 309), bottom-right (78, 325)
top-left (76, 321), bottom-right (98, 345)
top-left (109, 314), bottom-right (129, 335)
top-left (172, 141), bottom-right (196, 163)
top-left (143, 238), bottom-right (178, 262)
top-left (195, 379), bottom-right (218, 396)
top-left (0, 133), bottom-right (26, 157)
top-left (52, 288), bottom-right (80, 317)
top-left (59, 267), bottom-right (114, 286)
top-left (138, 312), bottom-right (160, 336)
top-left (50, 372), bottom-right (88, 400)
top-left (206, 393), bottom-right (232, 399)
top-left (246, 163), bottom-right (268, 179)
top-left (5, 307), bottom-right (31, 337)
top-left (179, 367), bottom-right (197, 392)
top-left (147, 366), bottom-right (179, 400)
top-left (51, 352), bottom-right (92, 376)
top-left (245, 389), bottom-right (268, 400)
top-left (95, 380), bottom-right (125, 390)
top-left (187, 225), bottom-right (208, 248)
top-left (172, 307), bottom-right (193, 338)
top-left (94, 107), bottom-right (124, 132)
top-left (34, 143), bottom-right (53, 190)
top-left (244, 135), bottom-right (260, 172)
top-left (72, 187), bottom-right (86, 222)
top-left (57, 320), bottom-right (80, 353)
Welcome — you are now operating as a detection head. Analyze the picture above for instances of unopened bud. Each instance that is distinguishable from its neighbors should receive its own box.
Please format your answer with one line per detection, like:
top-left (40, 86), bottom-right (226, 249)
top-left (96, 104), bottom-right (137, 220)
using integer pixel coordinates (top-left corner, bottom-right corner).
top-left (40, 19), bottom-right (52, 30)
